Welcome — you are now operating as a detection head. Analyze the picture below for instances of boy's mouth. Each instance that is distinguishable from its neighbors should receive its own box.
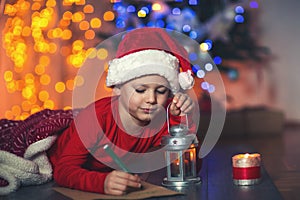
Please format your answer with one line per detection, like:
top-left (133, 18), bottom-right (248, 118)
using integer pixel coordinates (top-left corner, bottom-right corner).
top-left (140, 107), bottom-right (157, 114)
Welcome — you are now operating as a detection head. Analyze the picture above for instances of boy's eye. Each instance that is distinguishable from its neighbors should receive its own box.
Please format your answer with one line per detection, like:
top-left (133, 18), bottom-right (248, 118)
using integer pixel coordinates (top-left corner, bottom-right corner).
top-left (156, 89), bottom-right (168, 94)
top-left (135, 89), bottom-right (145, 93)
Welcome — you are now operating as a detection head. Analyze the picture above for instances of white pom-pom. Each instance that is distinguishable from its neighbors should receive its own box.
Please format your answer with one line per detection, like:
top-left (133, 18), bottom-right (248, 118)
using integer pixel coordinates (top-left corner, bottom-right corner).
top-left (178, 70), bottom-right (194, 90)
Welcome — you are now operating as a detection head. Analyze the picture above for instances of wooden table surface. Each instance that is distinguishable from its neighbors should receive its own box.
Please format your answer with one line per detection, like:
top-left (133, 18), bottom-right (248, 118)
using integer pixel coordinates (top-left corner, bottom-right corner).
top-left (1, 143), bottom-right (283, 200)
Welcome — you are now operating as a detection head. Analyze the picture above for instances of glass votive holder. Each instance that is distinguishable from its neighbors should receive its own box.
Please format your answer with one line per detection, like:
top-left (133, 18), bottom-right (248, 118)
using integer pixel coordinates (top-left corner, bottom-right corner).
top-left (232, 153), bottom-right (261, 186)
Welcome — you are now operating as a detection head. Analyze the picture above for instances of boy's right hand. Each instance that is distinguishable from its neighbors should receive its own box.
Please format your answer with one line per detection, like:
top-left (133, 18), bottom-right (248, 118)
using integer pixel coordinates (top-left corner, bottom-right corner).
top-left (104, 170), bottom-right (142, 195)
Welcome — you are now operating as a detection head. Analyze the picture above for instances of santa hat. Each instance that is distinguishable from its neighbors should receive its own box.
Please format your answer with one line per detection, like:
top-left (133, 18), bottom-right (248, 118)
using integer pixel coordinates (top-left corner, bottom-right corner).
top-left (106, 27), bottom-right (194, 94)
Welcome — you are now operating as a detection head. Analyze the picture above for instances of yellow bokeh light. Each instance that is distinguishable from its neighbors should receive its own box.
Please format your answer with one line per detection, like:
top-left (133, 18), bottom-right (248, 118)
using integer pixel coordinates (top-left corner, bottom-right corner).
top-left (39, 90), bottom-right (50, 102)
top-left (35, 64), bottom-right (45, 75)
top-left (6, 81), bottom-right (16, 91)
top-left (62, 29), bottom-right (72, 40)
top-left (64, 106), bottom-right (72, 110)
top-left (90, 18), bottom-right (101, 28)
top-left (12, 105), bottom-right (21, 116)
top-left (49, 43), bottom-right (57, 54)
top-left (137, 10), bottom-right (147, 18)
top-left (46, 0), bottom-right (57, 7)
top-left (44, 99), bottom-right (55, 109)
top-left (79, 21), bottom-right (90, 30)
top-left (55, 82), bottom-right (66, 93)
top-left (40, 74), bottom-right (51, 85)
top-left (69, 54), bottom-right (85, 68)
top-left (13, 25), bottom-right (22, 36)
top-left (87, 48), bottom-right (97, 59)
top-left (25, 73), bottom-right (35, 84)
top-left (72, 11), bottom-right (85, 23)
top-left (103, 11), bottom-right (115, 21)
top-left (29, 95), bottom-right (37, 104)
top-left (22, 101), bottom-right (32, 111)
top-left (66, 79), bottom-right (74, 90)
top-left (22, 26), bottom-right (31, 37)
top-left (31, 105), bottom-right (41, 115)
top-left (63, 11), bottom-right (73, 20)
top-left (97, 48), bottom-right (108, 60)
top-left (31, 2), bottom-right (41, 11)
top-left (5, 110), bottom-right (14, 120)
top-left (85, 29), bottom-right (95, 40)
top-left (20, 112), bottom-right (30, 120)
top-left (74, 75), bottom-right (85, 87)
top-left (152, 3), bottom-right (162, 11)
top-left (53, 27), bottom-right (63, 38)
top-left (4, 71), bottom-right (13, 82)
top-left (22, 86), bottom-right (34, 99)
top-left (200, 43), bottom-right (209, 52)
top-left (4, 4), bottom-right (17, 16)
top-left (79, 0), bottom-right (86, 5)
top-left (83, 4), bottom-right (94, 13)
top-left (59, 19), bottom-right (71, 27)
top-left (72, 40), bottom-right (84, 52)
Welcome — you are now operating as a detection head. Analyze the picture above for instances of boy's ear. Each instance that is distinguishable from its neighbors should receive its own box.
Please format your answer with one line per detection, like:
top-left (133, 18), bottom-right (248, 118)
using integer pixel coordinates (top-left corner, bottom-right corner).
top-left (112, 86), bottom-right (121, 95)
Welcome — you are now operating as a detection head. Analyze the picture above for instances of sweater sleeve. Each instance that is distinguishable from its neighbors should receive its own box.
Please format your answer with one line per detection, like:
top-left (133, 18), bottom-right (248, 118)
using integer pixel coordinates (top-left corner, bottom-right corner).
top-left (52, 122), bottom-right (109, 194)
top-left (51, 102), bottom-right (111, 194)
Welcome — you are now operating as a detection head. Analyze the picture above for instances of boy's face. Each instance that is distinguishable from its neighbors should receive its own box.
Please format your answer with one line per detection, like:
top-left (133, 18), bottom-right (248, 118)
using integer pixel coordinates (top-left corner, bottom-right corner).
top-left (118, 75), bottom-right (171, 126)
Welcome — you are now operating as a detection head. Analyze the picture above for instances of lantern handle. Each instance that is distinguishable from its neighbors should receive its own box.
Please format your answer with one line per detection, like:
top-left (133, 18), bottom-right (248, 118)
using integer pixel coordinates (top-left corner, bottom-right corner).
top-left (166, 102), bottom-right (189, 133)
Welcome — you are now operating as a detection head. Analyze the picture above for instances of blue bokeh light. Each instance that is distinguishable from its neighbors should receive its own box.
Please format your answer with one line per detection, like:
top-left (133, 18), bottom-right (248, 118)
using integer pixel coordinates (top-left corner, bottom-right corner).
top-left (156, 20), bottom-right (165, 28)
top-left (197, 70), bottom-right (205, 78)
top-left (141, 6), bottom-right (150, 14)
top-left (189, 52), bottom-right (198, 61)
top-left (201, 82), bottom-right (210, 90)
top-left (213, 56), bottom-right (222, 65)
top-left (250, 1), bottom-right (259, 8)
top-left (116, 18), bottom-right (126, 28)
top-left (192, 64), bottom-right (201, 74)
top-left (205, 39), bottom-right (213, 50)
top-left (189, 31), bottom-right (198, 39)
top-left (182, 25), bottom-right (191, 32)
top-left (127, 5), bottom-right (136, 13)
top-left (189, 0), bottom-right (198, 6)
top-left (208, 84), bottom-right (215, 93)
top-left (235, 6), bottom-right (244, 14)
top-left (235, 15), bottom-right (244, 23)
top-left (172, 8), bottom-right (181, 15)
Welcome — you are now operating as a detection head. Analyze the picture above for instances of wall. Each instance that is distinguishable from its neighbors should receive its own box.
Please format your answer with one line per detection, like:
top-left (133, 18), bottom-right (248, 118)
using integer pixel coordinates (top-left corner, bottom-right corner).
top-left (259, 0), bottom-right (300, 121)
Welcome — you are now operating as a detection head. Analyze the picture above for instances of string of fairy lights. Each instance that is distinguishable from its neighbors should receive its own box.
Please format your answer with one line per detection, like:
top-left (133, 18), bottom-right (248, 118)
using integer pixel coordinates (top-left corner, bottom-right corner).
top-left (1, 0), bottom-right (258, 120)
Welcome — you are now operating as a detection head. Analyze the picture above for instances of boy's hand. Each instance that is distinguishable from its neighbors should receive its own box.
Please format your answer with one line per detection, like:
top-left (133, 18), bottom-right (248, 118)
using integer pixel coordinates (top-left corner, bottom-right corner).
top-left (104, 170), bottom-right (142, 195)
top-left (170, 92), bottom-right (194, 116)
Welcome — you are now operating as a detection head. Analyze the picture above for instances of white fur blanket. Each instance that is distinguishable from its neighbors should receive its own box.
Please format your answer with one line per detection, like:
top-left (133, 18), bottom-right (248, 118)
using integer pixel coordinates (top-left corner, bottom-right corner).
top-left (0, 109), bottom-right (77, 195)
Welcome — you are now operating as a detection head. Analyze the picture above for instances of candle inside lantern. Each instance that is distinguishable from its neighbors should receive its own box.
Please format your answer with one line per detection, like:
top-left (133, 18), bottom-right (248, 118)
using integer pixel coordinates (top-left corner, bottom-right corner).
top-left (170, 158), bottom-right (191, 177)
top-left (232, 153), bottom-right (261, 186)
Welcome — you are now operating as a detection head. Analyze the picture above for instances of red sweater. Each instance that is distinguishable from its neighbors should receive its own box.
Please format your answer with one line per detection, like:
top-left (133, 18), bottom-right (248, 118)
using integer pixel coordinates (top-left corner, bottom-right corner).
top-left (48, 96), bottom-right (194, 194)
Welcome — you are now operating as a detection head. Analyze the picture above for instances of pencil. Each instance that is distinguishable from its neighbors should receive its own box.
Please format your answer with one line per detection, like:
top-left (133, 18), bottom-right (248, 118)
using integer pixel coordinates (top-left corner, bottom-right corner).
top-left (103, 144), bottom-right (131, 173)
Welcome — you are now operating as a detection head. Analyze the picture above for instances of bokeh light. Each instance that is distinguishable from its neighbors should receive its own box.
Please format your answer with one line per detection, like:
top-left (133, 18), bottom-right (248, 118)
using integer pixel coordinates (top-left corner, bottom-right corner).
top-left (1, 0), bottom-right (257, 120)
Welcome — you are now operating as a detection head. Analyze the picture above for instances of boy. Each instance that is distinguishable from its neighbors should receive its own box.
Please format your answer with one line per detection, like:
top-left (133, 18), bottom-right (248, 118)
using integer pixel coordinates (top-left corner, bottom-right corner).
top-left (49, 27), bottom-right (197, 195)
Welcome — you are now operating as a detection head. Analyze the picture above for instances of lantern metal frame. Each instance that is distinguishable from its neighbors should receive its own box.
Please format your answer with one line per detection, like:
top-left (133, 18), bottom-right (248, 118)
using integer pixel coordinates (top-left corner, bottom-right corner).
top-left (161, 105), bottom-right (201, 187)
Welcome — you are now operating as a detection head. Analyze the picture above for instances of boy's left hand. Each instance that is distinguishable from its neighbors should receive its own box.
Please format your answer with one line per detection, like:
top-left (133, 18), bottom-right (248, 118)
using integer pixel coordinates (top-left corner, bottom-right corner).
top-left (170, 92), bottom-right (194, 116)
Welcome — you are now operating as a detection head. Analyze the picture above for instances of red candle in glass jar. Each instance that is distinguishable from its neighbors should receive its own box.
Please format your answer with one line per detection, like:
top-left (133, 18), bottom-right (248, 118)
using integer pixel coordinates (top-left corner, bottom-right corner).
top-left (232, 153), bottom-right (261, 185)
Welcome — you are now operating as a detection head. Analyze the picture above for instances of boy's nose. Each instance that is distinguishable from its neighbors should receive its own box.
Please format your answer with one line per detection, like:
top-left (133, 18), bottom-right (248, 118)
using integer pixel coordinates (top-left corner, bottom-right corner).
top-left (145, 91), bottom-right (156, 104)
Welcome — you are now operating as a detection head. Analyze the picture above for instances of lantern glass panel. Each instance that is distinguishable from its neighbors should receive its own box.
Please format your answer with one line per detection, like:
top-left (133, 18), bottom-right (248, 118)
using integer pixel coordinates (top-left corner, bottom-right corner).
top-left (169, 151), bottom-right (181, 177)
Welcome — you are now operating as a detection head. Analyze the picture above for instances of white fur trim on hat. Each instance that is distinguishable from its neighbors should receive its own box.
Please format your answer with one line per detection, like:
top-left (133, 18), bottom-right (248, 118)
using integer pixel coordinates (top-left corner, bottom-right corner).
top-left (107, 49), bottom-right (183, 93)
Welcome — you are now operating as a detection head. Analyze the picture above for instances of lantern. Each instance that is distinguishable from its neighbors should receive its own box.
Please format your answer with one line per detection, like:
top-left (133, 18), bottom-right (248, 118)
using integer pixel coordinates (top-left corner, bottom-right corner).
top-left (161, 110), bottom-right (201, 187)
